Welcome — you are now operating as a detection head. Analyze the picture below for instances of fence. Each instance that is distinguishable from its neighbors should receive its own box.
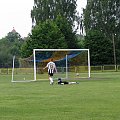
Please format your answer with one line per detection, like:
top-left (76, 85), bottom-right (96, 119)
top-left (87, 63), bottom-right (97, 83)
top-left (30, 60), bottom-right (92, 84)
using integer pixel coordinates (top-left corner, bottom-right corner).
top-left (91, 65), bottom-right (120, 72)
top-left (0, 65), bottom-right (120, 75)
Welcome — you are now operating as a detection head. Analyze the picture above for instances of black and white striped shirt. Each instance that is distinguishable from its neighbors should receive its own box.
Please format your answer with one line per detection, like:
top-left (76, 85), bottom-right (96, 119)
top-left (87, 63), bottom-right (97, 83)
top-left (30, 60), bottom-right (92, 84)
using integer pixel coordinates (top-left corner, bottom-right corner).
top-left (46, 61), bottom-right (56, 74)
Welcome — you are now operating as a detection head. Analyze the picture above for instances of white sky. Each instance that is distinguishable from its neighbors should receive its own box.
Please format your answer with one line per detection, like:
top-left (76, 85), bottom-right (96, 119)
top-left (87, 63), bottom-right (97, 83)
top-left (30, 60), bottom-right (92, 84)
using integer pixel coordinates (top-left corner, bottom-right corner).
top-left (0, 0), bottom-right (87, 39)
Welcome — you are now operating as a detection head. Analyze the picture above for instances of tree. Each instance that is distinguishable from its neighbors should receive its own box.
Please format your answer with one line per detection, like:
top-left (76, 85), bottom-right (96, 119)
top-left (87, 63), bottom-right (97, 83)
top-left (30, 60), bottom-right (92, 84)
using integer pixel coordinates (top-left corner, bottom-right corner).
top-left (6, 31), bottom-right (23, 56)
top-left (85, 30), bottom-right (113, 65)
top-left (31, 0), bottom-right (78, 26)
top-left (0, 31), bottom-right (23, 67)
top-left (84, 0), bottom-right (120, 64)
top-left (76, 34), bottom-right (85, 48)
top-left (84, 0), bottom-right (119, 36)
top-left (21, 20), bottom-right (67, 58)
top-left (6, 31), bottom-right (22, 42)
top-left (55, 15), bottom-right (78, 48)
top-left (30, 0), bottom-right (80, 51)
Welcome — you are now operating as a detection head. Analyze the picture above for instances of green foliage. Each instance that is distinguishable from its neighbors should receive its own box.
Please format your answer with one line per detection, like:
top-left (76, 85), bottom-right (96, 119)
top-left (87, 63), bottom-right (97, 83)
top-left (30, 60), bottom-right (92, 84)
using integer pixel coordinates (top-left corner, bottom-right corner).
top-left (84, 0), bottom-right (120, 64)
top-left (84, 0), bottom-right (119, 36)
top-left (0, 51), bottom-right (12, 68)
top-left (6, 32), bottom-right (22, 42)
top-left (0, 32), bottom-right (23, 67)
top-left (76, 34), bottom-right (85, 48)
top-left (55, 15), bottom-right (78, 48)
top-left (85, 30), bottom-right (113, 65)
top-left (31, 0), bottom-right (78, 26)
top-left (21, 20), bottom-right (67, 58)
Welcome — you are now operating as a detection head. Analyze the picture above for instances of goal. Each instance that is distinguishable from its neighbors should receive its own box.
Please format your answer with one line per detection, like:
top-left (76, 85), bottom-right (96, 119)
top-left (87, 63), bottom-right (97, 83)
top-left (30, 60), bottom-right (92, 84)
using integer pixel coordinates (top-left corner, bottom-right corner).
top-left (33, 49), bottom-right (90, 81)
top-left (12, 49), bottom-right (90, 82)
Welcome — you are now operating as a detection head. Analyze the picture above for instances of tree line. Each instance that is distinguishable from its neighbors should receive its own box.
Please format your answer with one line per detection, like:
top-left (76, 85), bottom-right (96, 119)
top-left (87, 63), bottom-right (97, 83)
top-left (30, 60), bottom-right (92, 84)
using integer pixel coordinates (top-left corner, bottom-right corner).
top-left (84, 0), bottom-right (120, 65)
top-left (0, 0), bottom-right (119, 67)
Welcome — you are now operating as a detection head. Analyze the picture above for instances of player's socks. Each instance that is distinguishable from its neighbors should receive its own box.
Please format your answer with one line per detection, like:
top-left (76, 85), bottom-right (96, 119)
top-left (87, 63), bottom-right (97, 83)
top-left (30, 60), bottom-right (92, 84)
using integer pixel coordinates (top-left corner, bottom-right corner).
top-left (49, 77), bottom-right (53, 85)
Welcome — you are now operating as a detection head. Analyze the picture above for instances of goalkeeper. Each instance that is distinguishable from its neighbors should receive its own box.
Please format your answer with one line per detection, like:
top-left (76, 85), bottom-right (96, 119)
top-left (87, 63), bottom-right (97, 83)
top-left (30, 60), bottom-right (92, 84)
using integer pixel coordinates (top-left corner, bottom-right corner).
top-left (43, 58), bottom-right (57, 85)
top-left (58, 78), bottom-right (79, 85)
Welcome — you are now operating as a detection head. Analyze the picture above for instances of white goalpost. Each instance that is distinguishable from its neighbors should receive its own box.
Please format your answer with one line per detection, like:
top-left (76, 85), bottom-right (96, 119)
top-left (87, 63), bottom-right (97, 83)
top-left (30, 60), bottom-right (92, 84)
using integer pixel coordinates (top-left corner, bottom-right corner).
top-left (11, 55), bottom-right (15, 82)
top-left (12, 49), bottom-right (90, 82)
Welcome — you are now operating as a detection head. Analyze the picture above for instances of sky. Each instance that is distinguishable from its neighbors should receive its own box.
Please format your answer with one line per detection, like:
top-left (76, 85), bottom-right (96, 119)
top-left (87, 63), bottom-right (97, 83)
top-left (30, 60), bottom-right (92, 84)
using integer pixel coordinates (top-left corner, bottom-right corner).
top-left (0, 0), bottom-right (87, 39)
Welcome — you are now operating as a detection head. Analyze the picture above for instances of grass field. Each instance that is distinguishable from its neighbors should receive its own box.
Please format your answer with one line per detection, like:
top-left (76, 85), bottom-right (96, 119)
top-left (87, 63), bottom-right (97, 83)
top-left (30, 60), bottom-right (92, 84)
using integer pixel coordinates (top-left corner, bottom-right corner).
top-left (0, 72), bottom-right (120, 120)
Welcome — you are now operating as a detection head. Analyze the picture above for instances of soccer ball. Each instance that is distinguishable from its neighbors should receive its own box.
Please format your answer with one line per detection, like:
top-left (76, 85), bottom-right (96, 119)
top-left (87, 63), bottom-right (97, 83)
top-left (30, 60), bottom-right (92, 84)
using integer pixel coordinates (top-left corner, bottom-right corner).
top-left (76, 73), bottom-right (79, 76)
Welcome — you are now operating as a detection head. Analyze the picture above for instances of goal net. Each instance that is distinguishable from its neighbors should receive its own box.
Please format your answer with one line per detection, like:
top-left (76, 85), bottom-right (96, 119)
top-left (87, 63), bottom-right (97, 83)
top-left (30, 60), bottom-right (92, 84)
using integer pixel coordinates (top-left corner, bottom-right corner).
top-left (11, 56), bottom-right (35, 82)
top-left (12, 49), bottom-right (90, 82)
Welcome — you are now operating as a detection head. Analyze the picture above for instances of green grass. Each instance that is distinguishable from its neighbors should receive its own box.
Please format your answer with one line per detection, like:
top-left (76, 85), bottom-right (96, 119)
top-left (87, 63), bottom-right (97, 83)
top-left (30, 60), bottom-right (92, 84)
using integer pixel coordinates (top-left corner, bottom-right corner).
top-left (0, 72), bottom-right (120, 120)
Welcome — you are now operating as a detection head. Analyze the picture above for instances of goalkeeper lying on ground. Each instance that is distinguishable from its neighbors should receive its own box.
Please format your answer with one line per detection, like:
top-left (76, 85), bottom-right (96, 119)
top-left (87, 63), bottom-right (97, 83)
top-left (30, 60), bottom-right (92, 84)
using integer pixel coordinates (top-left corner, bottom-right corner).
top-left (58, 78), bottom-right (79, 85)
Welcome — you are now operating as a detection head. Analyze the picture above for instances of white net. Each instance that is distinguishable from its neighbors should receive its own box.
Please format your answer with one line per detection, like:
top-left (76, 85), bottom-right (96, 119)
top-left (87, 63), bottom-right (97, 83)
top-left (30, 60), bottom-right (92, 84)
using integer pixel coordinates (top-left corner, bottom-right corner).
top-left (11, 56), bottom-right (35, 82)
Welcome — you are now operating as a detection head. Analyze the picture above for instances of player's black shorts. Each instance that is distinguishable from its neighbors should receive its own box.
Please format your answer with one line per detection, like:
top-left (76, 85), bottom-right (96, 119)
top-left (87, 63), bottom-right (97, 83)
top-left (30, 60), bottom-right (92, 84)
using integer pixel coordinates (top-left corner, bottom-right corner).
top-left (48, 70), bottom-right (53, 76)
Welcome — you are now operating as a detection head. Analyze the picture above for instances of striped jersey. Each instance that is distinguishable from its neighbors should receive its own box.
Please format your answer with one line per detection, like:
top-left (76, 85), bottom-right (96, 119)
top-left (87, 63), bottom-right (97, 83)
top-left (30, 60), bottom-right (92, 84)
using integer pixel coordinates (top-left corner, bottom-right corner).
top-left (46, 61), bottom-right (56, 74)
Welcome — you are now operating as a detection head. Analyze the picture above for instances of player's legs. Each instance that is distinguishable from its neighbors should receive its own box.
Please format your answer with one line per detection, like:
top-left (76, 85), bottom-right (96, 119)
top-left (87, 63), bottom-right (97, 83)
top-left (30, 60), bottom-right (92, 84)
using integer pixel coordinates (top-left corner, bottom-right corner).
top-left (49, 76), bottom-right (53, 85)
top-left (68, 82), bottom-right (79, 84)
top-left (48, 72), bottom-right (54, 85)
